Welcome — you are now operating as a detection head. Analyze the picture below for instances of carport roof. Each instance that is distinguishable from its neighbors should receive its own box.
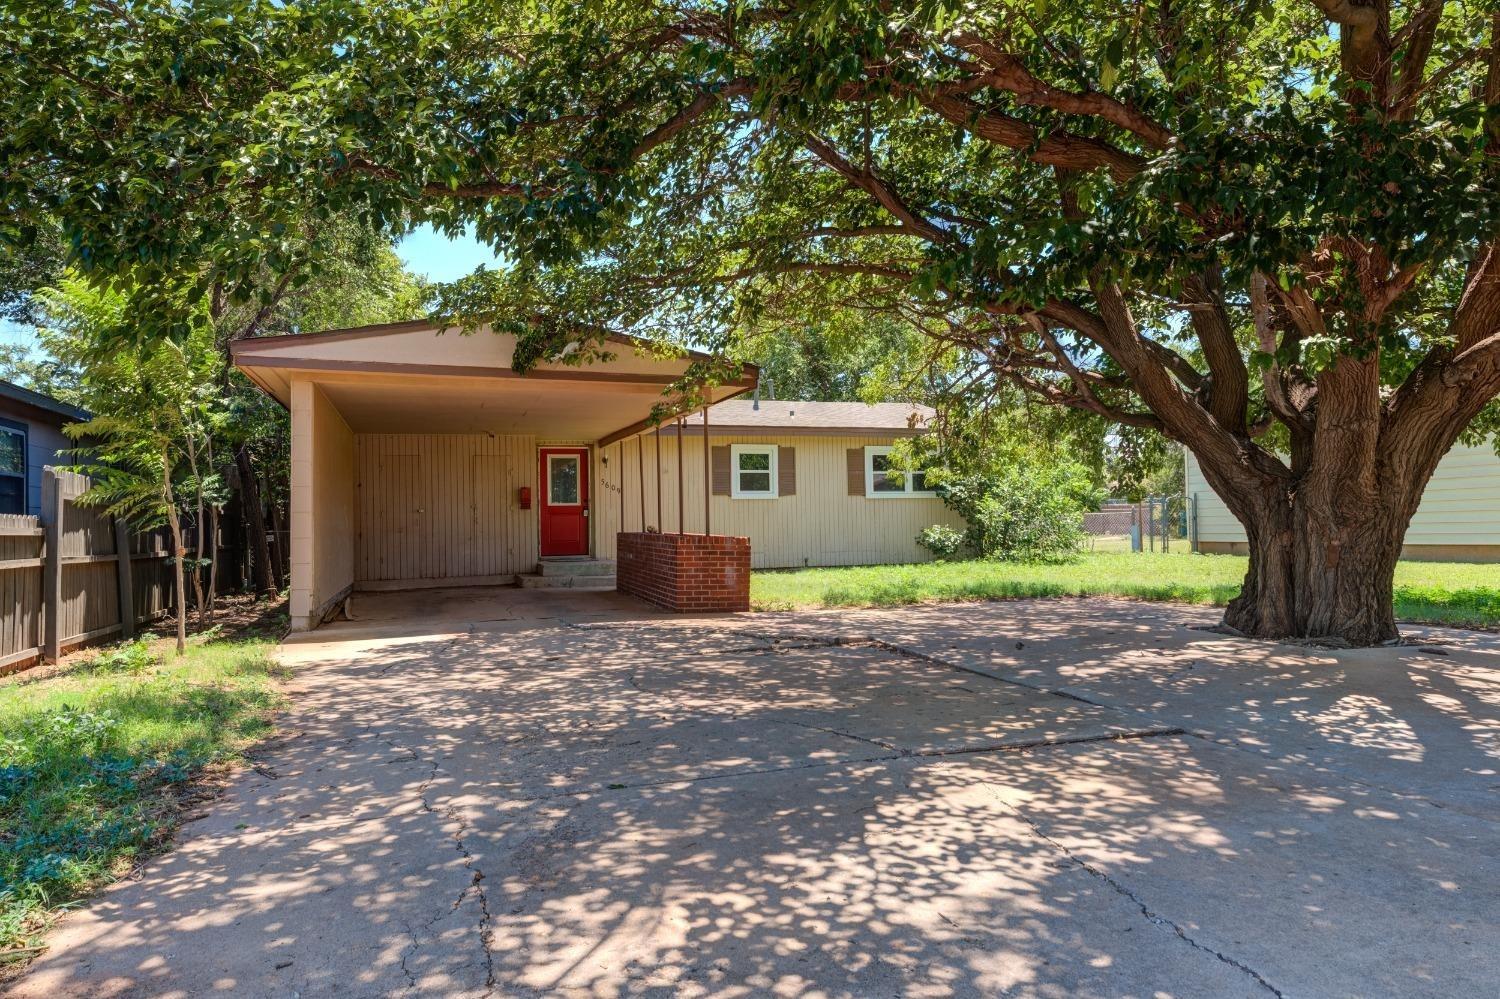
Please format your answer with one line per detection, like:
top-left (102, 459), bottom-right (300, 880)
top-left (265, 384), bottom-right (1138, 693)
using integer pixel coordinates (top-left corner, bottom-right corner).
top-left (231, 321), bottom-right (756, 442)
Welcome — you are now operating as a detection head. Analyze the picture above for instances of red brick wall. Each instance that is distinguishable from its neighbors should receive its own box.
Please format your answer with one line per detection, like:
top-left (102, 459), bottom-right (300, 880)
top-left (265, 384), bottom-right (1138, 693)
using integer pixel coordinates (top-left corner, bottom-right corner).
top-left (616, 532), bottom-right (751, 613)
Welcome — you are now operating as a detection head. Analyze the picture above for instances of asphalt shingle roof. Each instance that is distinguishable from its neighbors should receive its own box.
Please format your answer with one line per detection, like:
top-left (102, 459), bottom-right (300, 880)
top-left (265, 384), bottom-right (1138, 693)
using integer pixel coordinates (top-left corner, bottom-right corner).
top-left (683, 399), bottom-right (933, 431)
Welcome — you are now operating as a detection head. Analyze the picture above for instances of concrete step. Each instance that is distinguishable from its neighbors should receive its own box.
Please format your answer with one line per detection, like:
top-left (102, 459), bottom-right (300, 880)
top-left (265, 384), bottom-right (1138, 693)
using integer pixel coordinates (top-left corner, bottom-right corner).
top-left (518, 572), bottom-right (617, 590)
top-left (537, 558), bottom-right (616, 578)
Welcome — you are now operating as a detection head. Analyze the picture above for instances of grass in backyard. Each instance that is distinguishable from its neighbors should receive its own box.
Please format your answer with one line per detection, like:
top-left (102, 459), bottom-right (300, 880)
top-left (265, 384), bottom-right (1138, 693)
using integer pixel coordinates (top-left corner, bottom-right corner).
top-left (750, 552), bottom-right (1500, 629)
top-left (0, 629), bottom-right (287, 960)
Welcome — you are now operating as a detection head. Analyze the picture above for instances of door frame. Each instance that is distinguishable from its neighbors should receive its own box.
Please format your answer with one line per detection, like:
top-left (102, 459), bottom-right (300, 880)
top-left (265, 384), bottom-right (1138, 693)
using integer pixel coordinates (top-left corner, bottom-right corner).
top-left (537, 446), bottom-right (592, 557)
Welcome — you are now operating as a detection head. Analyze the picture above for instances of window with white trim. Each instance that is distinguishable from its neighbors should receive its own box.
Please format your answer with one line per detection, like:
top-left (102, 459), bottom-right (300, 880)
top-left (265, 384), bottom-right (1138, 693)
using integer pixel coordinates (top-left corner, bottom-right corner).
top-left (865, 445), bottom-right (935, 498)
top-left (0, 420), bottom-right (25, 516)
top-left (731, 444), bottom-right (778, 499)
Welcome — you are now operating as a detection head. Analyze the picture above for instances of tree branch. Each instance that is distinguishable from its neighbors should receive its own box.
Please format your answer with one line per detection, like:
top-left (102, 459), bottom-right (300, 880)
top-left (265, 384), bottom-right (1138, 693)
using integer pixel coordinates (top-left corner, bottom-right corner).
top-left (1393, 0), bottom-right (1451, 114)
top-left (1382, 330), bottom-right (1500, 513)
top-left (801, 134), bottom-right (950, 243)
top-left (952, 35), bottom-right (1174, 149)
top-left (1251, 271), bottom-right (1315, 435)
top-left (632, 79), bottom-right (754, 158)
top-left (1182, 269), bottom-right (1249, 430)
top-left (1308, 0), bottom-right (1391, 105)
top-left (1307, 0), bottom-right (1382, 34)
top-left (917, 93), bottom-right (1146, 182)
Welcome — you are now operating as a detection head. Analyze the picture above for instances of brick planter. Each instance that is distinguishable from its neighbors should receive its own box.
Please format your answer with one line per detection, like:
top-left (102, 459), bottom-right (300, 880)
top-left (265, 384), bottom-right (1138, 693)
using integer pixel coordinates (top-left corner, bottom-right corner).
top-left (616, 532), bottom-right (751, 613)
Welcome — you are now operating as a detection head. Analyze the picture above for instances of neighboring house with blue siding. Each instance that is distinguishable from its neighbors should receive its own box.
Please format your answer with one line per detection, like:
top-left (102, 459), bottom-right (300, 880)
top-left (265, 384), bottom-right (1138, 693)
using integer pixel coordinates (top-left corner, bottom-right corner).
top-left (0, 380), bottom-right (89, 516)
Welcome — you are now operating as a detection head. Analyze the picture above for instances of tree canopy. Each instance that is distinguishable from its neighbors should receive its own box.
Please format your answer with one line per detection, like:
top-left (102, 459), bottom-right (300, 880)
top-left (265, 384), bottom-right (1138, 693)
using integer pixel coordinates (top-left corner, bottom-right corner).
top-left (3, 0), bottom-right (1498, 642)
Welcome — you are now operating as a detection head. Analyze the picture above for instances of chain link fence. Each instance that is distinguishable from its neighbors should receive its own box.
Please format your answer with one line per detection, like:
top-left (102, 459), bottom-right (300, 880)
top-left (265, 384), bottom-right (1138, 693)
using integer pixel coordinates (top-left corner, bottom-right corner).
top-left (1083, 495), bottom-right (1190, 553)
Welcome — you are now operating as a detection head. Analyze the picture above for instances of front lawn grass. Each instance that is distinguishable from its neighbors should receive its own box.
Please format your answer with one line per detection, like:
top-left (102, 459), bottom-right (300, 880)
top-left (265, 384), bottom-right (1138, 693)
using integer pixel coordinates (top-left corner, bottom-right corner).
top-left (751, 552), bottom-right (1500, 629)
top-left (0, 632), bottom-right (286, 959)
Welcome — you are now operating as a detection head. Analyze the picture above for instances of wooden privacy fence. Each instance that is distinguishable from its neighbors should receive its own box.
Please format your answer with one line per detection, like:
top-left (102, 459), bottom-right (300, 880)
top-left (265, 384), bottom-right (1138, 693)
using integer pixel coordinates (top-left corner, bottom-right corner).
top-left (0, 467), bottom-right (176, 673)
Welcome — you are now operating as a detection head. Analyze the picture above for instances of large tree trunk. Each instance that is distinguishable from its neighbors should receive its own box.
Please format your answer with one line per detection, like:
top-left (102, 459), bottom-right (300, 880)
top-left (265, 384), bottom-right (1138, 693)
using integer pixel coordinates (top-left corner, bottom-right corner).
top-left (1222, 494), bottom-right (1406, 645)
top-left (1291, 495), bottom-right (1407, 644)
top-left (1195, 348), bottom-right (1434, 647)
top-left (1220, 500), bottom-right (1295, 639)
top-left (1208, 418), bottom-right (1424, 643)
top-left (236, 446), bottom-right (275, 596)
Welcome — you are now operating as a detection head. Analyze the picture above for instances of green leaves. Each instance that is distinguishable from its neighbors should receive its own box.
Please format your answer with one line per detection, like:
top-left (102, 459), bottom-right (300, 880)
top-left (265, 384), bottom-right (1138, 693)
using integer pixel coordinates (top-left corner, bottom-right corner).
top-left (2, 0), bottom-right (1497, 455)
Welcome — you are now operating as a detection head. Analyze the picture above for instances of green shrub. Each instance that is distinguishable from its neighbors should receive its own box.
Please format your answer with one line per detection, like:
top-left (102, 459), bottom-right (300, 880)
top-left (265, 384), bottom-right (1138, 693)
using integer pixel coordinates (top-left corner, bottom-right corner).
top-left (79, 636), bottom-right (160, 676)
top-left (916, 524), bottom-right (967, 560)
top-left (933, 464), bottom-right (1099, 562)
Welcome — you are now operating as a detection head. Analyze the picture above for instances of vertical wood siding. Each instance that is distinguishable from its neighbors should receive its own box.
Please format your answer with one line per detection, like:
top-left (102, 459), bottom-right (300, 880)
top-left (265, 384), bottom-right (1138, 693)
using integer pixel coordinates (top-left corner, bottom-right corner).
top-left (0, 514), bottom-right (43, 669)
top-left (354, 433), bottom-right (538, 583)
top-left (592, 433), bottom-right (965, 569)
top-left (344, 430), bottom-right (964, 585)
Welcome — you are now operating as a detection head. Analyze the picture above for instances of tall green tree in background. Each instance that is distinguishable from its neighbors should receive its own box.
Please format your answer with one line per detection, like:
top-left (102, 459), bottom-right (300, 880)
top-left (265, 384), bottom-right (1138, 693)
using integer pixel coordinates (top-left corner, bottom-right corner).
top-left (1107, 428), bottom-right (1185, 502)
top-left (203, 217), bottom-right (427, 596)
top-left (3, 1), bottom-right (1499, 643)
top-left (0, 216), bottom-right (63, 327)
top-left (3, 213), bottom-right (427, 601)
top-left (736, 312), bottom-right (921, 403)
top-left (35, 278), bottom-right (225, 654)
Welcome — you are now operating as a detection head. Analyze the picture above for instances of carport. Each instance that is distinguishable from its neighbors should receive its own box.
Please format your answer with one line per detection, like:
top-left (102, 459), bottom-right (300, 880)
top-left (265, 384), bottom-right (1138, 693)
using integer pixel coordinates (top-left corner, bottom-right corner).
top-left (231, 322), bottom-right (755, 630)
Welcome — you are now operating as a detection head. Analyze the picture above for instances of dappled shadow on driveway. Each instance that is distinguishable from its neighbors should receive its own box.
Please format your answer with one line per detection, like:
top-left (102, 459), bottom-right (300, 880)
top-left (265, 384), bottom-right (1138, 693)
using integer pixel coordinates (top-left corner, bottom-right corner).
top-left (803, 598), bottom-right (1500, 819)
top-left (9, 597), bottom-right (1500, 998)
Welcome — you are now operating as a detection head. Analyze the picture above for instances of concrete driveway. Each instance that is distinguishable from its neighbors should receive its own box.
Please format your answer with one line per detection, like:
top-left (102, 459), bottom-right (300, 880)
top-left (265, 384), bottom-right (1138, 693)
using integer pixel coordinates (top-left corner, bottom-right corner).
top-left (9, 592), bottom-right (1500, 998)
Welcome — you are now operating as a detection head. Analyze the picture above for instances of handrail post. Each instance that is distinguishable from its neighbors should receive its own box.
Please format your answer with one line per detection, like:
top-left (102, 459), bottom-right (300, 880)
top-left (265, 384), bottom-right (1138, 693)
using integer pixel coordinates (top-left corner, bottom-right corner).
top-left (702, 405), bottom-right (710, 536)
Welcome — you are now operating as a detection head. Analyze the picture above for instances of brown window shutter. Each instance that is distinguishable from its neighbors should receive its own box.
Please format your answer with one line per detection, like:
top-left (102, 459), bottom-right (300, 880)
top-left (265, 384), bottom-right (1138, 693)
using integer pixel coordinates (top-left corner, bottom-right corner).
top-left (778, 446), bottom-right (796, 496)
top-left (711, 446), bottom-right (731, 495)
top-left (846, 448), bottom-right (866, 496)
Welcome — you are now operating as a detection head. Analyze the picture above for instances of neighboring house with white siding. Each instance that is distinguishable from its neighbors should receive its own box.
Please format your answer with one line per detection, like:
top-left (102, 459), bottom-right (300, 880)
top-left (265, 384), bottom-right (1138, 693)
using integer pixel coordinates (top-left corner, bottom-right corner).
top-left (232, 321), bottom-right (961, 629)
top-left (1186, 446), bottom-right (1500, 562)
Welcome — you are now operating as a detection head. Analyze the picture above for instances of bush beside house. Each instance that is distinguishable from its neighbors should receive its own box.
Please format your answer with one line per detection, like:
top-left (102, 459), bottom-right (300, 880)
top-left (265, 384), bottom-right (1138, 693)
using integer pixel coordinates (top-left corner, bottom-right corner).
top-left (923, 463), bottom-right (1101, 563)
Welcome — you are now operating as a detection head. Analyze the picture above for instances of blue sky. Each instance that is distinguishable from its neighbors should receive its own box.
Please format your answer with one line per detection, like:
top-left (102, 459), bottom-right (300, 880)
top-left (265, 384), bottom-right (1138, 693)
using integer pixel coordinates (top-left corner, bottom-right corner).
top-left (396, 224), bottom-right (504, 283)
top-left (0, 318), bottom-right (31, 353)
top-left (0, 224), bottom-right (496, 360)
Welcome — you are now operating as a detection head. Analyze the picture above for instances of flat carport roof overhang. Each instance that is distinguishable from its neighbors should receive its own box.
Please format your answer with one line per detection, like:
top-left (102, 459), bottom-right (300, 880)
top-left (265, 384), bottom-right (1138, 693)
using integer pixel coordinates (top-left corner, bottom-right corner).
top-left (230, 321), bottom-right (757, 439)
top-left (233, 322), bottom-right (756, 632)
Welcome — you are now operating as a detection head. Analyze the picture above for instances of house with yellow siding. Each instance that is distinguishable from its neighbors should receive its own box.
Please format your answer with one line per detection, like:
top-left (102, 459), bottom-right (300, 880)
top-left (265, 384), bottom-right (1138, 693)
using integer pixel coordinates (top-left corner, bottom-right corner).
top-left (232, 321), bottom-right (960, 630)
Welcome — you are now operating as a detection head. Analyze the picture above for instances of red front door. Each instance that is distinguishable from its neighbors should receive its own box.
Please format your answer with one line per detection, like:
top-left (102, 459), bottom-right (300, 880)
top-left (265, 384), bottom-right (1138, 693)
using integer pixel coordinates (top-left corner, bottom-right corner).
top-left (539, 447), bottom-right (590, 556)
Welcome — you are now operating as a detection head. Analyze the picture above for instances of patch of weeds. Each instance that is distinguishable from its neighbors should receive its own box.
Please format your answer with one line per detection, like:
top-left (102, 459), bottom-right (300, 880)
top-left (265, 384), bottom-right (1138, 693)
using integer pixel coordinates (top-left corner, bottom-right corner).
top-left (77, 637), bottom-right (160, 677)
top-left (0, 637), bottom-right (284, 958)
